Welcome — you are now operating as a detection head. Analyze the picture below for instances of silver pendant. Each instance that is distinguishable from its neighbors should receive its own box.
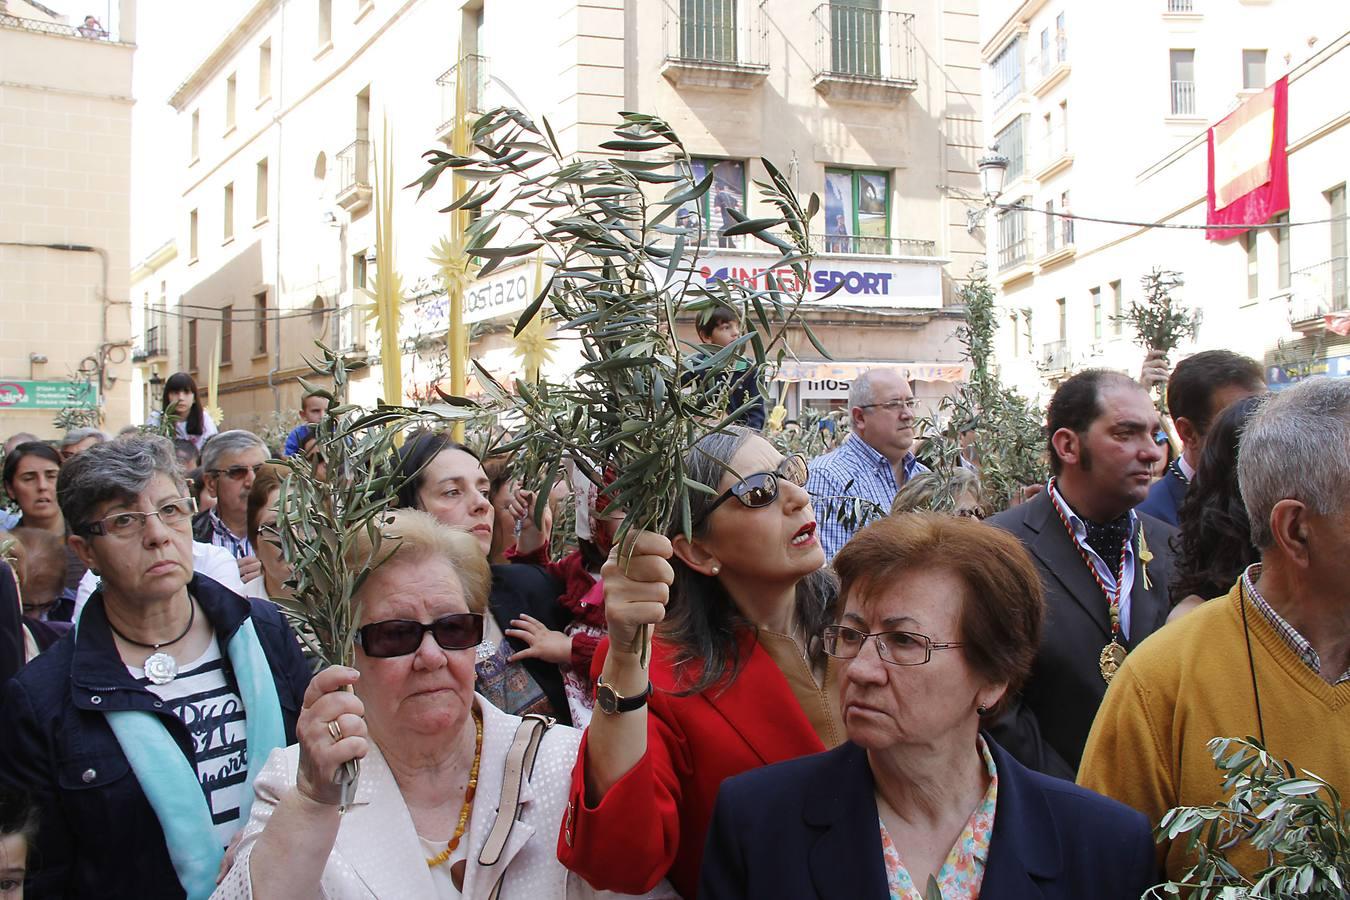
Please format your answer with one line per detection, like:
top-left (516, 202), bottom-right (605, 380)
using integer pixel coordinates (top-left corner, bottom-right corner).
top-left (144, 652), bottom-right (179, 685)
top-left (475, 641), bottom-right (495, 664)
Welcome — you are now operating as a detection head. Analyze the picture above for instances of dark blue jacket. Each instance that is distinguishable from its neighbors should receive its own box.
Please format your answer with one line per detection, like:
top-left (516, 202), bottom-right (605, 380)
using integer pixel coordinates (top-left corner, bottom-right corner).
top-left (0, 575), bottom-right (311, 899)
top-left (1136, 465), bottom-right (1187, 527)
top-left (700, 737), bottom-right (1158, 900)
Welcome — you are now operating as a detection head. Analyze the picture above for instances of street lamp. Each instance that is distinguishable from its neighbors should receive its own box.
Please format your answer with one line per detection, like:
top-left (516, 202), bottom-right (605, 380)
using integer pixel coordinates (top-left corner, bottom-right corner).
top-left (977, 148), bottom-right (1010, 205)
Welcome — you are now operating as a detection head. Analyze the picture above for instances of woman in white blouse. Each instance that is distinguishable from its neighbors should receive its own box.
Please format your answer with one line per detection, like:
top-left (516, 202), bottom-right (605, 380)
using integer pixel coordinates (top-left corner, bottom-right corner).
top-left (213, 509), bottom-right (670, 900)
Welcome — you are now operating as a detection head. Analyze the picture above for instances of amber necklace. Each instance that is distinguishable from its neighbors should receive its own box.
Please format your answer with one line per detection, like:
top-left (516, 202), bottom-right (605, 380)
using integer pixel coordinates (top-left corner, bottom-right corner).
top-left (426, 709), bottom-right (484, 868)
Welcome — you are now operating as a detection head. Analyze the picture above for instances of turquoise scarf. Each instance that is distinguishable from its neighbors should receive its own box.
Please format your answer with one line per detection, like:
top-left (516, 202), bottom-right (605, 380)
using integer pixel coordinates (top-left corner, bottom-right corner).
top-left (82, 613), bottom-right (286, 900)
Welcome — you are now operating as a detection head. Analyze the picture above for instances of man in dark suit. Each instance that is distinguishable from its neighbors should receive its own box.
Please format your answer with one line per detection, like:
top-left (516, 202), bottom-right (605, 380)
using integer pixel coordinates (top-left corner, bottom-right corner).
top-left (989, 370), bottom-right (1176, 778)
top-left (1137, 350), bottom-right (1265, 526)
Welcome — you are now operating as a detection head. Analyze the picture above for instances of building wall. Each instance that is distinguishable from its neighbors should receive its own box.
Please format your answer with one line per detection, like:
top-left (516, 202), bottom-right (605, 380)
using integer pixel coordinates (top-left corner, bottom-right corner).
top-left (0, 3), bottom-right (136, 438)
top-left (979, 0), bottom-right (1349, 403)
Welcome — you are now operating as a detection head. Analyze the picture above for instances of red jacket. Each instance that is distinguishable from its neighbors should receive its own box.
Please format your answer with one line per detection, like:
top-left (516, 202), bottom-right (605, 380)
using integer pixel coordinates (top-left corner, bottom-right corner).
top-left (557, 632), bottom-right (826, 899)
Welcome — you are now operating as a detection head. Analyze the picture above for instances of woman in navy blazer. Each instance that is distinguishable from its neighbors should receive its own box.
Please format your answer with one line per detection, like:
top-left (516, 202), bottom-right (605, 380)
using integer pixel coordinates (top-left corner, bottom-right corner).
top-left (700, 514), bottom-right (1158, 900)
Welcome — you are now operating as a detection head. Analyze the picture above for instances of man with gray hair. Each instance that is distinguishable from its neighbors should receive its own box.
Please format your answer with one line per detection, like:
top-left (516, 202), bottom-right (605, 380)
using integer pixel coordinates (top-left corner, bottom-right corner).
top-left (805, 368), bottom-right (926, 559)
top-left (192, 430), bottom-right (268, 586)
top-left (1078, 377), bottom-right (1350, 883)
top-left (59, 427), bottom-right (109, 461)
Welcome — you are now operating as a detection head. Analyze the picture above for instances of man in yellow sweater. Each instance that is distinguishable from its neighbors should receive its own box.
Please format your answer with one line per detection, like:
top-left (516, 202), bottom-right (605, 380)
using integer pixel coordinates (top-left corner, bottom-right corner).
top-left (1078, 377), bottom-right (1350, 883)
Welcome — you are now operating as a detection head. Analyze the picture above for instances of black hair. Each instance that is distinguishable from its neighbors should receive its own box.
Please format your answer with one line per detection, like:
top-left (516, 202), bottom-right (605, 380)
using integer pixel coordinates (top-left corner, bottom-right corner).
top-left (1044, 369), bottom-right (1140, 474)
top-left (1171, 395), bottom-right (1262, 603)
top-left (695, 304), bottom-right (738, 340)
top-left (3, 441), bottom-right (61, 489)
top-left (161, 372), bottom-right (206, 437)
top-left (1166, 350), bottom-right (1264, 437)
top-left (392, 431), bottom-right (480, 510)
top-left (0, 785), bottom-right (39, 858)
top-left (660, 426), bottom-right (837, 696)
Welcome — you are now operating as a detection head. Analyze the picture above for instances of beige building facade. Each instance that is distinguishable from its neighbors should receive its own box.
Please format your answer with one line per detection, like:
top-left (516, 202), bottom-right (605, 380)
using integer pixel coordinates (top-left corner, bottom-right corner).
top-left (978, 0), bottom-right (1349, 403)
top-left (0, 0), bottom-right (136, 439)
top-left (161, 0), bottom-right (988, 429)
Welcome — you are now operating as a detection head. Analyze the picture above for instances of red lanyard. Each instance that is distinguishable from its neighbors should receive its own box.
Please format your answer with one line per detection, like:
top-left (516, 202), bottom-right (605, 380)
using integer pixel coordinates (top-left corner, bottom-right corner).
top-left (1048, 480), bottom-right (1129, 643)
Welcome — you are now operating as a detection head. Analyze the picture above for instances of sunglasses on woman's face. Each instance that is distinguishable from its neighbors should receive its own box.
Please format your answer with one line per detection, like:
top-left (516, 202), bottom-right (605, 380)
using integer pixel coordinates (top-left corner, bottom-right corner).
top-left (694, 454), bottom-right (810, 527)
top-left (354, 612), bottom-right (484, 658)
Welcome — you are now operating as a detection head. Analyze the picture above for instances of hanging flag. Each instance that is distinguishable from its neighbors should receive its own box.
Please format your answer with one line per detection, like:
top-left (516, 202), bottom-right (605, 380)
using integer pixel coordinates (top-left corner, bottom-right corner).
top-left (1206, 76), bottom-right (1289, 240)
top-left (1326, 313), bottom-right (1350, 337)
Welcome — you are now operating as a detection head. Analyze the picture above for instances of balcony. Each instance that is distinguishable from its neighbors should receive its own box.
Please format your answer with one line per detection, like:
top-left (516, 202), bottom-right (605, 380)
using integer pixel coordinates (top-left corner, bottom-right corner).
top-left (1043, 339), bottom-right (1072, 373)
top-left (1170, 80), bottom-right (1197, 116)
top-left (132, 325), bottom-right (167, 363)
top-left (1034, 129), bottom-right (1073, 181)
top-left (998, 233), bottom-right (1033, 274)
top-left (1037, 218), bottom-right (1076, 268)
top-left (812, 5), bottom-right (917, 104)
top-left (1166, 0), bottom-right (1195, 12)
top-left (435, 55), bottom-right (490, 142)
top-left (661, 0), bottom-right (768, 91)
top-left (812, 233), bottom-right (936, 257)
top-left (335, 139), bottom-right (372, 214)
top-left (1288, 256), bottom-right (1349, 330)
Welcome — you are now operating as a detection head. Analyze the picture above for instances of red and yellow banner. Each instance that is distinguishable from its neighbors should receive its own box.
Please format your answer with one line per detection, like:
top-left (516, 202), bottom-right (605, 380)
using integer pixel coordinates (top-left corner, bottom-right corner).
top-left (1206, 76), bottom-right (1289, 240)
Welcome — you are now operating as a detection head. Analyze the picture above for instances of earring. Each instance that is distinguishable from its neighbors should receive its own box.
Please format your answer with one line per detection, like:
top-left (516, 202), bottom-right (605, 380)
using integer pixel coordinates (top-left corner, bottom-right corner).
top-left (976, 705), bottom-right (988, 717)
top-left (710, 565), bottom-right (720, 575)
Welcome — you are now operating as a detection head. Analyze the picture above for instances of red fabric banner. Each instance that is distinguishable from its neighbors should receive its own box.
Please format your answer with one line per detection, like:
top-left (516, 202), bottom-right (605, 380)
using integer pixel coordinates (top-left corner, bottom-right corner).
top-left (1206, 77), bottom-right (1289, 240)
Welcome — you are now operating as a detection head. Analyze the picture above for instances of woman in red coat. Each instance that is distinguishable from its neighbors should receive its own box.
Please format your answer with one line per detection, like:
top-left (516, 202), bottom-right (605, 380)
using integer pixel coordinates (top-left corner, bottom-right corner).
top-left (557, 427), bottom-right (841, 898)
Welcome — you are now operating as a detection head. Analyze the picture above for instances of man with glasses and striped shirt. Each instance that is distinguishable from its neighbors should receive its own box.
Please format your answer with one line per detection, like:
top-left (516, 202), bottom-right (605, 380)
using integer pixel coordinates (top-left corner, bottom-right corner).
top-left (192, 430), bottom-right (268, 589)
top-left (806, 368), bottom-right (927, 560)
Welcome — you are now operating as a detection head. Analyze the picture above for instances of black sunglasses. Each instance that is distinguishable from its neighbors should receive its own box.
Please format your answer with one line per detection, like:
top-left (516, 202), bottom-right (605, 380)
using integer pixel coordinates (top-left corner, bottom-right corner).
top-left (694, 454), bottom-right (809, 527)
top-left (354, 613), bottom-right (484, 658)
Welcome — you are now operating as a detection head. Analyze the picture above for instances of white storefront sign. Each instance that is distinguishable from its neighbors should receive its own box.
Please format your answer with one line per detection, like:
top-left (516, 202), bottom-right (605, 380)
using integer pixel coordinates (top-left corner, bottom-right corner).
top-left (798, 378), bottom-right (852, 400)
top-left (690, 252), bottom-right (943, 310)
top-left (464, 262), bottom-right (536, 325)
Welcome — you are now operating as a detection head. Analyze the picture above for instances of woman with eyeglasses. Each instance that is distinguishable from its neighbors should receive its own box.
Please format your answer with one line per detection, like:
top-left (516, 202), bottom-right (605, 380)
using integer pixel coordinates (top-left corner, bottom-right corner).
top-left (697, 513), bottom-right (1156, 900)
top-left (0, 435), bottom-right (311, 899)
top-left (558, 426), bottom-right (839, 899)
top-left (214, 509), bottom-right (672, 899)
top-left (149, 372), bottom-right (219, 451)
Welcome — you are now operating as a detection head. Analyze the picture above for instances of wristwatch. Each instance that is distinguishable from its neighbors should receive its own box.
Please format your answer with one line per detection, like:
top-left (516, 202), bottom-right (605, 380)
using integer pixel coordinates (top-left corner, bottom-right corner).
top-left (595, 675), bottom-right (652, 716)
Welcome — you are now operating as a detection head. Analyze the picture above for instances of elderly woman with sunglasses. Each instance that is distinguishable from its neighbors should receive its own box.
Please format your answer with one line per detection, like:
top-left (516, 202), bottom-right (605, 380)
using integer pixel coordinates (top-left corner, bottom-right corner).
top-left (698, 514), bottom-right (1156, 900)
top-left (558, 426), bottom-right (839, 899)
top-left (0, 435), bottom-right (311, 899)
top-left (214, 509), bottom-right (671, 900)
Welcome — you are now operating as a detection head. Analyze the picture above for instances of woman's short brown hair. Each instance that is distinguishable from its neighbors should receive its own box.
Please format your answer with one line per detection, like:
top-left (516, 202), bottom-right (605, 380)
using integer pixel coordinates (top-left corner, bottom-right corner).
top-left (246, 463), bottom-right (289, 547)
top-left (832, 512), bottom-right (1043, 713)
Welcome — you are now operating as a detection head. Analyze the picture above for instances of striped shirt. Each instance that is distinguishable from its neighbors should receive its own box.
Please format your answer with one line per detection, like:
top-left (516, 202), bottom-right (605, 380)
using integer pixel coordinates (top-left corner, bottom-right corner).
top-left (129, 636), bottom-right (249, 848)
top-left (1242, 564), bottom-right (1350, 685)
top-left (806, 434), bottom-right (926, 560)
top-left (207, 508), bottom-right (254, 559)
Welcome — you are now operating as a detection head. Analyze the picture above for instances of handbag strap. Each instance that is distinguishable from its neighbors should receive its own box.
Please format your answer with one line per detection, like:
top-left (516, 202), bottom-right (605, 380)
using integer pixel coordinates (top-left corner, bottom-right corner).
top-left (479, 713), bottom-right (554, 868)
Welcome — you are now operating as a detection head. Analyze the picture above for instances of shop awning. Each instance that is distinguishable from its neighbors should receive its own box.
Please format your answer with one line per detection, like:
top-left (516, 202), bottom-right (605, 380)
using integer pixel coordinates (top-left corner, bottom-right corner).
top-left (773, 360), bottom-right (969, 383)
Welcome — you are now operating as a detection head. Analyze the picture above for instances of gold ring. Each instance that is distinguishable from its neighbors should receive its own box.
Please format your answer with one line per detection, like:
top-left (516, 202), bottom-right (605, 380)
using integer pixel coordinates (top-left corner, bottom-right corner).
top-left (327, 720), bottom-right (343, 743)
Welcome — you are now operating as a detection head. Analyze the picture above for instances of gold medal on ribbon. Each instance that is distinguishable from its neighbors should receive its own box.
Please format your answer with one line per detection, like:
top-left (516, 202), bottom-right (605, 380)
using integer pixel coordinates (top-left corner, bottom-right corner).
top-left (1099, 641), bottom-right (1127, 684)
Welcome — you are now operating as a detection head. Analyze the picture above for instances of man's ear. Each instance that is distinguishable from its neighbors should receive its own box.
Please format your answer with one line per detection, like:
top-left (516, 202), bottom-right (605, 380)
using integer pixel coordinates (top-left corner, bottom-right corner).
top-left (1049, 427), bottom-right (1081, 469)
top-left (1268, 499), bottom-right (1311, 568)
top-left (671, 532), bottom-right (720, 577)
top-left (1173, 416), bottom-right (1202, 451)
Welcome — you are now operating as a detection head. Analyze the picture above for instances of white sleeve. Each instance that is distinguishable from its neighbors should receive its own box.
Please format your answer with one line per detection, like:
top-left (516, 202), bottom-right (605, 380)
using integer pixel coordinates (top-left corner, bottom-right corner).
top-left (193, 542), bottom-right (248, 594)
top-left (74, 569), bottom-right (99, 620)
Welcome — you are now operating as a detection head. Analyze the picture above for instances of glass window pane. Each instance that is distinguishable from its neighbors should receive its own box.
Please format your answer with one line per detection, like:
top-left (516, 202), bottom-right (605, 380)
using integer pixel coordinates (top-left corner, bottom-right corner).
top-left (856, 171), bottom-right (889, 253)
top-left (825, 170), bottom-right (855, 253)
top-left (710, 159), bottom-right (746, 249)
top-left (1242, 49), bottom-right (1266, 90)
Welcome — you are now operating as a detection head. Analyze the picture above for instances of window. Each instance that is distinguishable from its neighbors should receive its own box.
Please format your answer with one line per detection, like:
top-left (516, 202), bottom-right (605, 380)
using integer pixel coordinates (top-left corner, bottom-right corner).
top-left (1010, 313), bottom-right (1022, 357)
top-left (1329, 184), bottom-right (1347, 309)
top-left (824, 167), bottom-right (891, 254)
top-left (1170, 49), bottom-right (1196, 115)
top-left (188, 318), bottom-right (198, 371)
top-left (254, 292), bottom-right (269, 355)
top-left (828, 0), bottom-right (882, 77)
top-left (1061, 190), bottom-right (1074, 245)
top-left (1242, 49), bottom-right (1266, 91)
top-left (1055, 12), bottom-right (1067, 63)
top-left (256, 158), bottom-right (269, 221)
top-left (679, 158), bottom-right (747, 248)
top-left (223, 182), bottom-right (234, 241)
top-left (258, 39), bottom-right (272, 100)
top-left (992, 36), bottom-right (1023, 112)
top-left (1110, 279), bottom-right (1123, 335)
top-left (190, 109), bottom-right (199, 162)
top-left (1059, 99), bottom-right (1069, 146)
top-left (997, 198), bottom-right (1030, 270)
top-left (220, 306), bottom-right (233, 364)
top-left (1023, 311), bottom-right (1034, 356)
top-left (1091, 287), bottom-right (1102, 339)
top-left (189, 209), bottom-right (199, 260)
top-left (1273, 213), bottom-right (1289, 291)
top-left (680, 0), bottom-right (736, 63)
top-left (353, 251), bottom-right (369, 292)
top-left (1039, 28), bottom-right (1049, 77)
top-left (1245, 230), bottom-right (1259, 299)
top-left (995, 114), bottom-right (1027, 181)
top-left (1044, 199), bottom-right (1056, 254)
top-left (1056, 297), bottom-right (1067, 340)
top-left (317, 0), bottom-right (332, 48)
top-left (225, 73), bottom-right (237, 132)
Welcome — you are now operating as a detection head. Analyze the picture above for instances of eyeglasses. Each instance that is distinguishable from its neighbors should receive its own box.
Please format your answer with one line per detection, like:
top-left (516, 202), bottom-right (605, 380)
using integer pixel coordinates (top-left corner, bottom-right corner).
top-left (857, 398), bottom-right (921, 413)
top-left (354, 612), bottom-right (484, 658)
top-left (694, 454), bottom-right (809, 527)
top-left (79, 496), bottom-right (198, 538)
top-left (822, 624), bottom-right (964, 666)
top-left (207, 463), bottom-right (266, 481)
top-left (955, 507), bottom-right (986, 520)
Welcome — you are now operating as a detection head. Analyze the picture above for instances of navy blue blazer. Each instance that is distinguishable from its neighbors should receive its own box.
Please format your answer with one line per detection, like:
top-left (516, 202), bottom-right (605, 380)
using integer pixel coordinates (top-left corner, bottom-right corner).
top-left (699, 737), bottom-right (1157, 900)
top-left (1136, 465), bottom-right (1187, 527)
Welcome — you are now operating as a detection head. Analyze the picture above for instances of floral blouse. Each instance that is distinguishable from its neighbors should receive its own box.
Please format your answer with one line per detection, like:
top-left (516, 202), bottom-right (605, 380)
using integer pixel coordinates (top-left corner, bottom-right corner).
top-left (879, 737), bottom-right (999, 900)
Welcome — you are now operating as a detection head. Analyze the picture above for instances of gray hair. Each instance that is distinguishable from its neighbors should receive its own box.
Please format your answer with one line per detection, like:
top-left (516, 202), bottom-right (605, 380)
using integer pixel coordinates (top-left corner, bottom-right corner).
top-left (59, 427), bottom-right (109, 449)
top-left (848, 368), bottom-right (906, 411)
top-left (201, 429), bottom-right (268, 471)
top-left (890, 468), bottom-right (985, 516)
top-left (1238, 378), bottom-right (1350, 548)
top-left (57, 434), bottom-right (187, 534)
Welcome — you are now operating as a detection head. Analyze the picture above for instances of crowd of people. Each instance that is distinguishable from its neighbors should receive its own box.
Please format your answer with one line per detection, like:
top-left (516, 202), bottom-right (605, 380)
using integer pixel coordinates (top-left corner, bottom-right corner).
top-left (0, 346), bottom-right (1346, 900)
